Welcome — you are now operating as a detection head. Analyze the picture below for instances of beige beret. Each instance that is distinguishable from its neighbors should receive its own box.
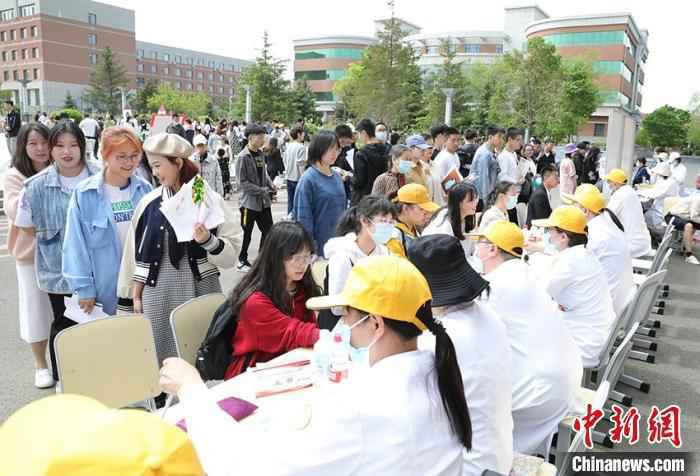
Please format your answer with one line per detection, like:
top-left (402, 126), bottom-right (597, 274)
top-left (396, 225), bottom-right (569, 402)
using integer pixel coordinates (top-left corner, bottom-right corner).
top-left (143, 132), bottom-right (193, 159)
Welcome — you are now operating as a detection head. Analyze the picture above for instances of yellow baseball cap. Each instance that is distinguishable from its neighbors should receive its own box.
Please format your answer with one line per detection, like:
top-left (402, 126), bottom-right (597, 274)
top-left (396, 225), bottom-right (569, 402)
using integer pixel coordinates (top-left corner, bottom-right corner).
top-left (605, 168), bottom-right (628, 185)
top-left (0, 394), bottom-right (204, 476)
top-left (393, 183), bottom-right (440, 213)
top-left (306, 255), bottom-right (431, 331)
top-left (561, 183), bottom-right (606, 213)
top-left (468, 220), bottom-right (524, 257)
top-left (532, 205), bottom-right (588, 235)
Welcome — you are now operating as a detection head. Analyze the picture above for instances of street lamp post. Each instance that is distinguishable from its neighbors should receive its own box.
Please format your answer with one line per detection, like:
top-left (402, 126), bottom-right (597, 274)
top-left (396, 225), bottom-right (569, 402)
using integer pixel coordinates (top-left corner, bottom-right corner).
top-left (442, 88), bottom-right (456, 126)
top-left (17, 78), bottom-right (30, 123)
top-left (244, 85), bottom-right (252, 124)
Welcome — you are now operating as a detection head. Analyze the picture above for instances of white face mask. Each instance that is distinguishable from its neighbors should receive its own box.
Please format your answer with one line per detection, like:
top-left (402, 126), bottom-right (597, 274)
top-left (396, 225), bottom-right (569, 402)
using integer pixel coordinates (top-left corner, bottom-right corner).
top-left (375, 131), bottom-right (388, 142)
top-left (467, 252), bottom-right (484, 275)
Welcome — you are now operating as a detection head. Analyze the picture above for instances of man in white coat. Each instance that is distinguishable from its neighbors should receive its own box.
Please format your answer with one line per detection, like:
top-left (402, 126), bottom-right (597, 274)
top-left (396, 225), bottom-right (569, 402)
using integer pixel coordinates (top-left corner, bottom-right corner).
top-left (604, 169), bottom-right (652, 258)
top-left (639, 161), bottom-right (679, 240)
top-left (471, 220), bottom-right (582, 455)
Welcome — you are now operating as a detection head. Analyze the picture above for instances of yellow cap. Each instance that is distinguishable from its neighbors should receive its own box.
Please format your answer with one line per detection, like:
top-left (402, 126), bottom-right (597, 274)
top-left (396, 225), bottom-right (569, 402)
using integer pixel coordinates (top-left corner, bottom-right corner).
top-left (0, 394), bottom-right (204, 476)
top-left (561, 183), bottom-right (606, 214)
top-left (393, 183), bottom-right (440, 213)
top-left (468, 220), bottom-right (524, 257)
top-left (532, 205), bottom-right (588, 235)
top-left (605, 168), bottom-right (628, 185)
top-left (306, 255), bottom-right (431, 331)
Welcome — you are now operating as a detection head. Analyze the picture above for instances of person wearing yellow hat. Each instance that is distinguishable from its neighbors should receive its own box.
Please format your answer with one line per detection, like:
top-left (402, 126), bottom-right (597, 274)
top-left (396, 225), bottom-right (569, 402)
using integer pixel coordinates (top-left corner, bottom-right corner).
top-left (407, 234), bottom-right (513, 475)
top-left (605, 168), bottom-right (652, 258)
top-left (0, 394), bottom-right (205, 475)
top-left (562, 184), bottom-right (634, 317)
top-left (532, 206), bottom-right (616, 368)
top-left (468, 220), bottom-right (582, 455)
top-left (158, 255), bottom-right (471, 475)
top-left (386, 183), bottom-right (439, 258)
top-left (639, 160), bottom-right (680, 240)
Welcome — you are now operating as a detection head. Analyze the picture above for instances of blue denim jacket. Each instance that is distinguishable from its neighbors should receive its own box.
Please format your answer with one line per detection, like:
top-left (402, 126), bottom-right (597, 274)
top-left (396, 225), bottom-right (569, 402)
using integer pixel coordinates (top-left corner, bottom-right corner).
top-left (471, 143), bottom-right (500, 203)
top-left (23, 162), bottom-right (101, 294)
top-left (63, 173), bottom-right (152, 315)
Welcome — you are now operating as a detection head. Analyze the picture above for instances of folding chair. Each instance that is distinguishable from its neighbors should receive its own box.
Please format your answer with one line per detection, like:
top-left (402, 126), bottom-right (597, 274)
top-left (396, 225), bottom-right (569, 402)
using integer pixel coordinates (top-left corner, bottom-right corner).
top-left (170, 293), bottom-right (227, 366)
top-left (55, 315), bottom-right (160, 409)
top-left (632, 231), bottom-right (673, 277)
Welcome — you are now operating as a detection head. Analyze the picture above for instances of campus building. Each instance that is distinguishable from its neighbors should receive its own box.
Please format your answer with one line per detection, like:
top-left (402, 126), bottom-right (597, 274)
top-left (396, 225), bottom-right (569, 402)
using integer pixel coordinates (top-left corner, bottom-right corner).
top-left (0, 0), bottom-right (249, 117)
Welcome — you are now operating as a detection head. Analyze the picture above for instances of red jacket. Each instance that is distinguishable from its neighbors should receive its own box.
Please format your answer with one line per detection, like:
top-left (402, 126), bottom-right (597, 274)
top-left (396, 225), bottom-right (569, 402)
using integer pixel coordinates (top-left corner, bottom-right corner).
top-left (224, 290), bottom-right (319, 380)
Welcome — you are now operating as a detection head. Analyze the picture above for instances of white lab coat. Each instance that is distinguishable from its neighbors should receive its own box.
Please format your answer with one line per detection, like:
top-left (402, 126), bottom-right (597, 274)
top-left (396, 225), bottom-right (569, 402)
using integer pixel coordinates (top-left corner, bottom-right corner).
top-left (485, 260), bottom-right (583, 455)
top-left (545, 245), bottom-right (616, 368)
top-left (606, 185), bottom-right (652, 258)
top-left (419, 302), bottom-right (513, 476)
top-left (179, 350), bottom-right (464, 476)
top-left (670, 162), bottom-right (687, 193)
top-left (640, 177), bottom-right (679, 233)
top-left (587, 213), bottom-right (635, 317)
top-left (423, 208), bottom-right (474, 258)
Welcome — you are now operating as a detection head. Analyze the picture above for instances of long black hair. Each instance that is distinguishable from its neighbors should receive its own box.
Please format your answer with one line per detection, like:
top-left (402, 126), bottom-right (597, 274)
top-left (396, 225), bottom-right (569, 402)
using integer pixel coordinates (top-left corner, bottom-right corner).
top-left (488, 180), bottom-right (514, 208)
top-left (49, 120), bottom-right (86, 164)
top-left (229, 222), bottom-right (320, 316)
top-left (430, 181), bottom-right (478, 240)
top-left (307, 130), bottom-right (339, 166)
top-left (12, 123), bottom-right (50, 177)
top-left (336, 194), bottom-right (395, 236)
top-left (383, 303), bottom-right (471, 450)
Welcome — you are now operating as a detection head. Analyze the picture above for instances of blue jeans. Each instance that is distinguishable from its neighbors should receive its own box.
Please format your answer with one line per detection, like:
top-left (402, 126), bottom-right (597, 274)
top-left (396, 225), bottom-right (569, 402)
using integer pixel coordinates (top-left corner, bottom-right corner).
top-left (287, 180), bottom-right (297, 215)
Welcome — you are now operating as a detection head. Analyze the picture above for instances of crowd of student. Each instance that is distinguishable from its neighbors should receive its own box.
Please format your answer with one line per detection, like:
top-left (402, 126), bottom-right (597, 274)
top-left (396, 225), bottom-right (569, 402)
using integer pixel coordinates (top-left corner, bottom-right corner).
top-left (2, 113), bottom-right (699, 475)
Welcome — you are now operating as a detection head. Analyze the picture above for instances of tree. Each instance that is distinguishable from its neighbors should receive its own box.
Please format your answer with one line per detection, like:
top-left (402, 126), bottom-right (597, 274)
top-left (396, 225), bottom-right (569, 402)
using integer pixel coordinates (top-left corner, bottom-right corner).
top-left (63, 92), bottom-right (77, 109)
top-left (234, 31), bottom-right (289, 122)
top-left (133, 79), bottom-right (159, 115)
top-left (687, 116), bottom-right (700, 155)
top-left (334, 1), bottom-right (423, 132)
top-left (84, 47), bottom-right (128, 116)
top-left (639, 105), bottom-right (691, 149)
top-left (284, 80), bottom-right (320, 124)
top-left (147, 83), bottom-right (211, 118)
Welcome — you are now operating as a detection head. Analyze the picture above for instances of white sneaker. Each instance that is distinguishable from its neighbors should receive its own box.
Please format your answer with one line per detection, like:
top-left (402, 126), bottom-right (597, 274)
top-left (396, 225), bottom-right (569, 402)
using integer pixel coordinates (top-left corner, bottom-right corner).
top-left (34, 368), bottom-right (55, 389)
top-left (685, 255), bottom-right (700, 265)
top-left (237, 261), bottom-right (251, 273)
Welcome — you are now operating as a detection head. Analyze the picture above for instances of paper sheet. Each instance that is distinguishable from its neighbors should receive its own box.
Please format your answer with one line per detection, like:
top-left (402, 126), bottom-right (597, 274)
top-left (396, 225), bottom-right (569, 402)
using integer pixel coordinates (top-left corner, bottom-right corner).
top-left (159, 176), bottom-right (225, 242)
top-left (64, 295), bottom-right (109, 324)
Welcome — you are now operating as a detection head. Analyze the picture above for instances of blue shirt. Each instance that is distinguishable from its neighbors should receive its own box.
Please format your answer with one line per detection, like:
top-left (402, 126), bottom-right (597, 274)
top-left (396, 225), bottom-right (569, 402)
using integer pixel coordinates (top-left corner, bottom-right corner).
top-left (471, 143), bottom-right (500, 203)
top-left (63, 172), bottom-right (152, 315)
top-left (293, 166), bottom-right (347, 257)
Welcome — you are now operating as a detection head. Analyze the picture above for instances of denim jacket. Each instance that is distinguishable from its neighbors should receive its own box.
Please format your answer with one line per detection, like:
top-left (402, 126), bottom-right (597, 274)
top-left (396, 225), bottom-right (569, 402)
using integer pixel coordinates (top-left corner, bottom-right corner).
top-left (23, 162), bottom-right (101, 294)
top-left (62, 173), bottom-right (152, 315)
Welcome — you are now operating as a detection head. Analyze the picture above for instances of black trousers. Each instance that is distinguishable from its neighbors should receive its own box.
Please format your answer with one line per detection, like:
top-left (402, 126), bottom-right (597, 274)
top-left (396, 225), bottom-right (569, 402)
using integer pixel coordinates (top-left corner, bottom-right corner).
top-left (239, 207), bottom-right (273, 263)
top-left (48, 293), bottom-right (78, 381)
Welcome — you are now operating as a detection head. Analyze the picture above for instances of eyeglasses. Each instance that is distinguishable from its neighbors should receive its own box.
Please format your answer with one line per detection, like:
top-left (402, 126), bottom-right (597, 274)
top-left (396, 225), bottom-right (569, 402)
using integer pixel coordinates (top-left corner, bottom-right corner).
top-left (113, 154), bottom-right (141, 164)
top-left (287, 253), bottom-right (316, 267)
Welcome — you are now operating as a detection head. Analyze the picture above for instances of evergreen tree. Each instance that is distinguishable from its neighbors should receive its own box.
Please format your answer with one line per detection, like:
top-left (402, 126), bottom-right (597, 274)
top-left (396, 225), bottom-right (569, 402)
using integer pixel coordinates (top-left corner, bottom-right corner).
top-left (85, 47), bottom-right (128, 116)
top-left (133, 79), bottom-right (159, 115)
top-left (284, 80), bottom-right (320, 124)
top-left (63, 91), bottom-right (77, 109)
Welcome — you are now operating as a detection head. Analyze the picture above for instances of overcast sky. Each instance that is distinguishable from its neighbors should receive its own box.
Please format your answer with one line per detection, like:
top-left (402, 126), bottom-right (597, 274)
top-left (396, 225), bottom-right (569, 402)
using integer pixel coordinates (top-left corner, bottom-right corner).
top-left (100, 0), bottom-right (695, 113)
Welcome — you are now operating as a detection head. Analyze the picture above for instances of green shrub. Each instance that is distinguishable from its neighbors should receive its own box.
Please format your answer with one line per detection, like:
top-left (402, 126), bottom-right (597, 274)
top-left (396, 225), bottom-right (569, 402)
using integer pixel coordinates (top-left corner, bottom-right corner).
top-left (50, 108), bottom-right (83, 123)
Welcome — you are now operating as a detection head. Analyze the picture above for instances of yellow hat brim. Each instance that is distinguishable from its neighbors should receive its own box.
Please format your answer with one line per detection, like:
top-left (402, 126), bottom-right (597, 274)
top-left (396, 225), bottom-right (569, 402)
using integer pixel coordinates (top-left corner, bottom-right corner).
top-left (417, 201), bottom-right (440, 213)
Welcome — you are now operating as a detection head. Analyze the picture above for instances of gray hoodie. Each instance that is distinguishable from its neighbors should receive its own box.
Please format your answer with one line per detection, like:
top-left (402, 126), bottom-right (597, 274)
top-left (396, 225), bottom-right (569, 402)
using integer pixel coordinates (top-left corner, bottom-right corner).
top-left (236, 146), bottom-right (274, 211)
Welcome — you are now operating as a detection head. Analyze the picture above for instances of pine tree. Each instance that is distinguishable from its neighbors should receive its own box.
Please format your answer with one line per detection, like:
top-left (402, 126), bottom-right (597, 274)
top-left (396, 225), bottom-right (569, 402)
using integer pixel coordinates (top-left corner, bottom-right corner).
top-left (284, 80), bottom-right (320, 124)
top-left (63, 91), bottom-right (77, 109)
top-left (133, 79), bottom-right (159, 115)
top-left (85, 47), bottom-right (128, 116)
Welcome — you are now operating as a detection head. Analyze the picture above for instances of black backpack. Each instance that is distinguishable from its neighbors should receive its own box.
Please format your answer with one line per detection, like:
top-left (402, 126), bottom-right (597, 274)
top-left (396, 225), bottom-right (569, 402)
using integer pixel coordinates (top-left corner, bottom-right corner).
top-left (195, 300), bottom-right (250, 380)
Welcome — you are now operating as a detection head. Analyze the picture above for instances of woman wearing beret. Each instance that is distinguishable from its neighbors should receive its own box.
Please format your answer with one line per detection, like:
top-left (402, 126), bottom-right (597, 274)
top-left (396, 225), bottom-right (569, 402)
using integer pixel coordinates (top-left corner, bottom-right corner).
top-left (118, 133), bottom-right (240, 366)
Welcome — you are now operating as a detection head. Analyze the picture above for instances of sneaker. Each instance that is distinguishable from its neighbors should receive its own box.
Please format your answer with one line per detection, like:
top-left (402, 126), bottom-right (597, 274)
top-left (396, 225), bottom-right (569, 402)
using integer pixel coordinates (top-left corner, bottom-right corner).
top-left (685, 255), bottom-right (700, 265)
top-left (237, 260), bottom-right (251, 273)
top-left (34, 368), bottom-right (55, 389)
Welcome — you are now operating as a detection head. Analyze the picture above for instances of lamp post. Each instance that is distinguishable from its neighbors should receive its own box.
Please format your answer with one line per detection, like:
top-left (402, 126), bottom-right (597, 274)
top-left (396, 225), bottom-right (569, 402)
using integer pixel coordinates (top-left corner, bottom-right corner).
top-left (442, 88), bottom-right (455, 126)
top-left (17, 78), bottom-right (30, 123)
top-left (244, 85), bottom-right (252, 124)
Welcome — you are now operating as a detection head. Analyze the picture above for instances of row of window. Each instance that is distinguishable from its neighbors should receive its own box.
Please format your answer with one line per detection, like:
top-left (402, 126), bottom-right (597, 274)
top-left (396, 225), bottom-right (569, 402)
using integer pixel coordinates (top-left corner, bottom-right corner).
top-left (0, 25), bottom-right (38, 41)
top-left (592, 60), bottom-right (633, 83)
top-left (0, 4), bottom-right (35, 22)
top-left (136, 49), bottom-right (241, 72)
top-left (418, 43), bottom-right (504, 56)
top-left (294, 69), bottom-right (346, 81)
top-left (313, 91), bottom-right (336, 102)
top-left (598, 89), bottom-right (631, 108)
top-left (1, 47), bottom-right (39, 61)
top-left (136, 77), bottom-right (233, 95)
top-left (295, 48), bottom-right (364, 60)
top-left (2, 67), bottom-right (40, 81)
top-left (137, 62), bottom-right (235, 83)
top-left (541, 30), bottom-right (637, 57)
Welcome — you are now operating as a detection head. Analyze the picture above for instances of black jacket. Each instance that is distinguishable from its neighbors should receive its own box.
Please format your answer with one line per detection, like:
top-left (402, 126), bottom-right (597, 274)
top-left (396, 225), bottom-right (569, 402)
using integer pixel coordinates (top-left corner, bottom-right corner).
top-left (526, 186), bottom-right (552, 228)
top-left (572, 152), bottom-right (586, 185)
top-left (5, 109), bottom-right (21, 137)
top-left (166, 122), bottom-right (187, 139)
top-left (351, 142), bottom-right (389, 205)
top-left (457, 143), bottom-right (477, 177)
top-left (536, 152), bottom-right (556, 175)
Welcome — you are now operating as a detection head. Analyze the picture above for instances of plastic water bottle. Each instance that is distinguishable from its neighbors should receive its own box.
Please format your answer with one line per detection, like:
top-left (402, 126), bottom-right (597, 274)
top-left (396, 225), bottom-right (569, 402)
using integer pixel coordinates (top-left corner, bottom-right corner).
top-left (328, 333), bottom-right (349, 383)
top-left (313, 330), bottom-right (331, 379)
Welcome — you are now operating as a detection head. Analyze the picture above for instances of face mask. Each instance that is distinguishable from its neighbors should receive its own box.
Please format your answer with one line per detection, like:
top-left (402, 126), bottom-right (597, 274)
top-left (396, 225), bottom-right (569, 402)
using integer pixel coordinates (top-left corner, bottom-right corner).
top-left (371, 222), bottom-right (394, 245)
top-left (337, 314), bottom-right (377, 367)
top-left (467, 254), bottom-right (484, 275)
top-left (444, 179), bottom-right (456, 191)
top-left (375, 131), bottom-right (387, 142)
top-left (543, 230), bottom-right (557, 255)
top-left (507, 195), bottom-right (517, 210)
top-left (398, 160), bottom-right (413, 174)
top-left (533, 176), bottom-right (543, 188)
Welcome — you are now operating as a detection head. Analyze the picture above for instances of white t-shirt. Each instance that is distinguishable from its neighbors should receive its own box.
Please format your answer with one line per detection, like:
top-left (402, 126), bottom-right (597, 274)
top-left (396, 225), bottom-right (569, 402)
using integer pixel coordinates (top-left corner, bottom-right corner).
top-left (104, 182), bottom-right (135, 248)
top-left (433, 149), bottom-right (461, 182)
top-left (79, 117), bottom-right (99, 138)
top-left (497, 149), bottom-right (519, 183)
top-left (423, 208), bottom-right (474, 258)
top-left (14, 168), bottom-right (89, 227)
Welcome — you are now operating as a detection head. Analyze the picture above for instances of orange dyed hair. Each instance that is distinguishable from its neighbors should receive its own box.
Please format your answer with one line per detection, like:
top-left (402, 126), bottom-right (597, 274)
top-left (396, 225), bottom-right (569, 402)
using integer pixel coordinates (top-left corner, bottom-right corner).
top-left (100, 126), bottom-right (142, 160)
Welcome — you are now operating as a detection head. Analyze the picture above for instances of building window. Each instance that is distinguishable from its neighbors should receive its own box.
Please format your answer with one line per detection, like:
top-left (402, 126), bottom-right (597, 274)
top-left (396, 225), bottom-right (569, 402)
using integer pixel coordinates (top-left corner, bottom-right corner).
top-left (88, 34), bottom-right (96, 46)
top-left (1, 51), bottom-right (5, 61)
top-left (31, 26), bottom-right (37, 37)
top-left (89, 52), bottom-right (97, 65)
top-left (196, 83), bottom-right (203, 91)
top-left (22, 68), bottom-right (28, 80)
top-left (162, 66), bottom-right (169, 75)
top-left (136, 77), bottom-right (145, 87)
top-left (11, 50), bottom-right (15, 60)
top-left (208, 85), bottom-right (213, 92)
top-left (175, 68), bottom-right (181, 77)
top-left (33, 67), bottom-right (38, 79)
top-left (21, 48), bottom-right (26, 60)
top-left (19, 4), bottom-right (35, 17)
top-left (216, 86), bottom-right (222, 94)
top-left (496, 44), bottom-right (503, 54)
top-left (185, 69), bottom-right (192, 78)
top-left (150, 64), bottom-right (156, 73)
top-left (0, 32), bottom-right (5, 41)
top-left (163, 53), bottom-right (169, 62)
top-left (294, 69), bottom-right (347, 81)
top-left (152, 51), bottom-right (158, 60)
top-left (2, 70), bottom-right (7, 81)
top-left (1, 9), bottom-right (15, 22)
top-left (196, 71), bottom-right (203, 80)
top-left (313, 91), bottom-right (334, 101)
top-left (185, 83), bottom-right (192, 90)
top-left (175, 81), bottom-right (181, 89)
top-left (12, 69), bottom-right (17, 80)
top-left (175, 55), bottom-right (181, 64)
top-left (464, 44), bottom-right (480, 54)
top-left (229, 88), bottom-right (234, 95)
top-left (218, 74), bottom-right (223, 82)
top-left (88, 13), bottom-right (97, 25)
top-left (20, 28), bottom-right (26, 39)
top-left (9, 29), bottom-right (15, 40)
top-left (137, 49), bottom-right (144, 59)
top-left (136, 63), bottom-right (144, 72)
top-left (593, 123), bottom-right (606, 137)
top-left (32, 47), bottom-right (38, 58)
top-left (207, 72), bottom-right (213, 81)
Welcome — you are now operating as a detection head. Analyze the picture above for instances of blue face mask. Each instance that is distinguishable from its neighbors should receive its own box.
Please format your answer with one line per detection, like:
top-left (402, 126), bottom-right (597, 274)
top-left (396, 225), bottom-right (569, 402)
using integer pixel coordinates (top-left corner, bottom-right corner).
top-left (334, 314), bottom-right (376, 367)
top-left (507, 195), bottom-right (518, 210)
top-left (444, 179), bottom-right (456, 191)
top-left (398, 160), bottom-right (413, 175)
top-left (543, 230), bottom-right (557, 255)
top-left (371, 222), bottom-right (394, 245)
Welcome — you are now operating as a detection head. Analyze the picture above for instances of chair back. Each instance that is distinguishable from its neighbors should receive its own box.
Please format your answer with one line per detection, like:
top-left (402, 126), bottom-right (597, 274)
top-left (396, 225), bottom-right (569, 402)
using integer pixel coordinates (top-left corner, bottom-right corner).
top-left (648, 232), bottom-right (673, 274)
top-left (592, 296), bottom-right (635, 383)
top-left (600, 323), bottom-right (638, 388)
top-left (55, 315), bottom-right (160, 408)
top-left (624, 270), bottom-right (667, 335)
top-left (170, 293), bottom-right (227, 366)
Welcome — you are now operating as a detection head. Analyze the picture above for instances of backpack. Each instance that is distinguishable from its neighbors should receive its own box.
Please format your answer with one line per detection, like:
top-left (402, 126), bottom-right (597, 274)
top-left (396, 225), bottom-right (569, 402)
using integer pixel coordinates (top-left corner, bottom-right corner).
top-left (195, 300), bottom-right (251, 380)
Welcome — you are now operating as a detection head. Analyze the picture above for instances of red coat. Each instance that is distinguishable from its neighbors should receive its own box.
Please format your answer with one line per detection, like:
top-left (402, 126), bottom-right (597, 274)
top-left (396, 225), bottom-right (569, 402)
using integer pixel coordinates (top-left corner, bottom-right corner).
top-left (224, 290), bottom-right (319, 380)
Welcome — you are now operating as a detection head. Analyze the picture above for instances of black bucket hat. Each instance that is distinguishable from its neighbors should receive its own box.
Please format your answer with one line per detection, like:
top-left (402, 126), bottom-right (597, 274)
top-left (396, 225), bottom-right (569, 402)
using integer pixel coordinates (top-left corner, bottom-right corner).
top-left (407, 235), bottom-right (489, 307)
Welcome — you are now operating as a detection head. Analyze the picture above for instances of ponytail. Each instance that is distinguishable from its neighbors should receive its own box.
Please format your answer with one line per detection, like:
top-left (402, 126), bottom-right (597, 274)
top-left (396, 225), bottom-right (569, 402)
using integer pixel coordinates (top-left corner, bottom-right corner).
top-left (602, 208), bottom-right (625, 233)
top-left (336, 206), bottom-right (362, 236)
top-left (335, 195), bottom-right (395, 237)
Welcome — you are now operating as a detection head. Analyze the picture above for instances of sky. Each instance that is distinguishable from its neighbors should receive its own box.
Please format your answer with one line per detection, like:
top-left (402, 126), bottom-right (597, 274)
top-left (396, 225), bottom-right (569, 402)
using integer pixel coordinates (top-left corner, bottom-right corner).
top-left (100, 0), bottom-right (696, 113)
